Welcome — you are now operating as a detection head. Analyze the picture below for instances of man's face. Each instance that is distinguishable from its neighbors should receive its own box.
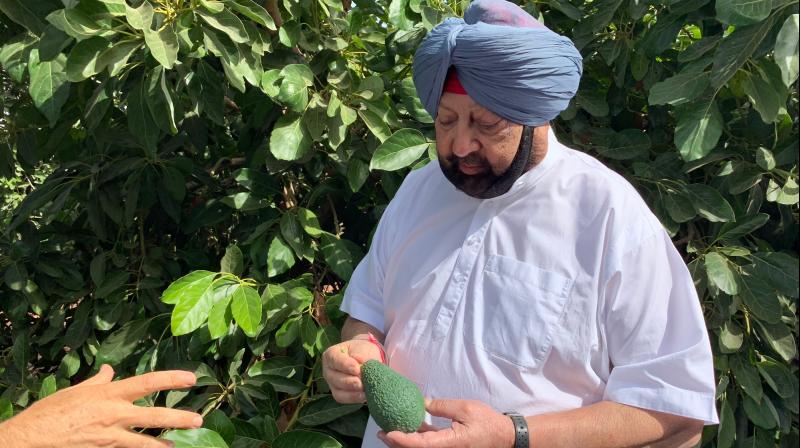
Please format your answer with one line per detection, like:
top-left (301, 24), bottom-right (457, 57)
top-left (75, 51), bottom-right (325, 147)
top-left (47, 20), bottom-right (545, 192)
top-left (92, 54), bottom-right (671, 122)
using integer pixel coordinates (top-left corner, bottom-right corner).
top-left (435, 93), bottom-right (524, 197)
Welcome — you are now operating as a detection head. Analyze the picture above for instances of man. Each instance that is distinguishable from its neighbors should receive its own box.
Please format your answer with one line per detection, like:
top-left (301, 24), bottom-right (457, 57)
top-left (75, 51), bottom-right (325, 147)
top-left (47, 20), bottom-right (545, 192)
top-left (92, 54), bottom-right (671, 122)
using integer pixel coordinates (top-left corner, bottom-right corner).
top-left (322, 1), bottom-right (718, 447)
top-left (0, 365), bottom-right (202, 447)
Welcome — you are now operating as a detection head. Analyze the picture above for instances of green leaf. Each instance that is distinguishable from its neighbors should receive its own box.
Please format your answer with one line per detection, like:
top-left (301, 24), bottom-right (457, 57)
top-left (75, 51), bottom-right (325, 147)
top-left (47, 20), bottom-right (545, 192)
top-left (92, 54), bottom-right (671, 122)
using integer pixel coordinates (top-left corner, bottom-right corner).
top-left (730, 354), bottom-right (763, 401)
top-left (269, 114), bottom-right (311, 161)
top-left (198, 9), bottom-right (249, 43)
top-left (203, 410), bottom-right (235, 446)
top-left (738, 270), bottom-right (782, 323)
top-left (97, 39), bottom-right (140, 77)
top-left (663, 189), bottom-right (696, 223)
top-left (37, 25), bottom-right (71, 61)
top-left (754, 319), bottom-right (797, 362)
top-left (718, 399), bottom-right (735, 448)
top-left (596, 129), bottom-right (650, 160)
top-left (710, 16), bottom-right (774, 88)
top-left (719, 320), bottom-right (744, 352)
top-left (359, 108), bottom-right (392, 143)
top-left (685, 183), bottom-right (735, 222)
top-left (774, 14), bottom-right (799, 87)
top-left (277, 71), bottom-right (309, 112)
top-left (275, 316), bottom-right (300, 347)
top-left (388, 0), bottom-right (413, 31)
top-left (320, 233), bottom-right (360, 280)
top-left (548, 0), bottom-right (583, 20)
top-left (750, 252), bottom-right (799, 298)
top-left (0, 0), bottom-right (47, 34)
top-left (221, 245), bottom-right (244, 276)
top-left (127, 76), bottom-right (160, 158)
top-left (95, 270), bottom-right (130, 298)
top-left (144, 23), bottom-right (178, 69)
top-left (38, 374), bottom-right (57, 399)
top-left (171, 277), bottom-right (220, 336)
top-left (674, 100), bottom-right (724, 161)
top-left (95, 319), bottom-right (151, 366)
top-left (272, 430), bottom-right (342, 448)
top-left (125, 1), bottom-right (153, 30)
top-left (0, 397), bottom-right (11, 421)
top-left (757, 359), bottom-right (794, 398)
top-left (298, 207), bottom-right (323, 237)
top-left (705, 252), bottom-right (740, 295)
top-left (298, 395), bottom-right (363, 426)
top-left (648, 72), bottom-right (710, 106)
top-left (755, 147), bottom-right (776, 171)
top-left (348, 159), bottom-right (370, 192)
top-left (267, 236), bottom-right (295, 277)
top-left (280, 212), bottom-right (309, 259)
top-left (716, 0), bottom-right (771, 26)
top-left (221, 192), bottom-right (269, 210)
top-left (0, 34), bottom-right (36, 83)
top-left (66, 36), bottom-right (110, 82)
top-left (200, 0), bottom-right (225, 13)
top-left (231, 285), bottom-right (262, 337)
top-left (279, 20), bottom-right (300, 47)
top-left (207, 291), bottom-right (232, 340)
top-left (4, 263), bottom-right (27, 291)
top-left (742, 394), bottom-right (777, 429)
top-left (370, 129), bottom-right (428, 171)
top-left (90, 253), bottom-right (106, 286)
top-left (716, 213), bottom-right (769, 242)
top-left (46, 8), bottom-right (109, 40)
top-left (742, 71), bottom-right (784, 123)
top-left (162, 428), bottom-right (229, 448)
top-left (248, 356), bottom-right (303, 377)
top-left (162, 270), bottom-right (218, 305)
top-left (226, 0), bottom-right (276, 29)
top-left (58, 351), bottom-right (80, 378)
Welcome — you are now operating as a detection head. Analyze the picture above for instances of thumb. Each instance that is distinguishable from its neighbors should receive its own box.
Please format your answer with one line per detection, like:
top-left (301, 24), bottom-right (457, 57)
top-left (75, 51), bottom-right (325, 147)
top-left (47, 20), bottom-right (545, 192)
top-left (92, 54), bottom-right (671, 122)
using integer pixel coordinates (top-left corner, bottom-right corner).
top-left (425, 398), bottom-right (468, 420)
top-left (78, 364), bottom-right (115, 387)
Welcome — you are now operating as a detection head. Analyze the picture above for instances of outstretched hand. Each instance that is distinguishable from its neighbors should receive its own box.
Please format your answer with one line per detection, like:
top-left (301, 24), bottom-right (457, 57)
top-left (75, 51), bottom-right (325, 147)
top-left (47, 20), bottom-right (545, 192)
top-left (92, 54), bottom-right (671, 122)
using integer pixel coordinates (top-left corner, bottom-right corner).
top-left (0, 365), bottom-right (202, 448)
top-left (377, 398), bottom-right (516, 448)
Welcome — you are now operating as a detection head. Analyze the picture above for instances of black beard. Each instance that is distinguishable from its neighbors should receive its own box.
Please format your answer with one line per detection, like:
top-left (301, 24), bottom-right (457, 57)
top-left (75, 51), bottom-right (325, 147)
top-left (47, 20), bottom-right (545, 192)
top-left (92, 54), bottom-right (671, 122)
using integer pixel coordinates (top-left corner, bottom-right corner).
top-left (439, 125), bottom-right (533, 199)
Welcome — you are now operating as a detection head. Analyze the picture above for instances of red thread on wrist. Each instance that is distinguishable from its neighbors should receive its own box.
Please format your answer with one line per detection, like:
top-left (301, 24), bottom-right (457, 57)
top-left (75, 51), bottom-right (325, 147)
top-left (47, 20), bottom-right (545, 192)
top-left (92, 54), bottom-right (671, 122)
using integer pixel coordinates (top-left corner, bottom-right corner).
top-left (367, 332), bottom-right (387, 364)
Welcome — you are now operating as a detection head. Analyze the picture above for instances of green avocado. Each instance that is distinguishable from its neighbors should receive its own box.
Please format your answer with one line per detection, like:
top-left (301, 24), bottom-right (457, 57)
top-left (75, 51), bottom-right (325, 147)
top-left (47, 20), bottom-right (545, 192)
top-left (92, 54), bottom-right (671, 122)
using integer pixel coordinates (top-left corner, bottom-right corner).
top-left (361, 360), bottom-right (425, 433)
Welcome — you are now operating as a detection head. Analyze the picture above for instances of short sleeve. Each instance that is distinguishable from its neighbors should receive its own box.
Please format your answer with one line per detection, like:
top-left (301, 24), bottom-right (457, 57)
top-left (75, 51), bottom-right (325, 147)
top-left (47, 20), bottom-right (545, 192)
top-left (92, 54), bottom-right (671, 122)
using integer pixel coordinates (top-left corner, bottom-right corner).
top-left (339, 208), bottom-right (393, 334)
top-left (602, 230), bottom-right (719, 425)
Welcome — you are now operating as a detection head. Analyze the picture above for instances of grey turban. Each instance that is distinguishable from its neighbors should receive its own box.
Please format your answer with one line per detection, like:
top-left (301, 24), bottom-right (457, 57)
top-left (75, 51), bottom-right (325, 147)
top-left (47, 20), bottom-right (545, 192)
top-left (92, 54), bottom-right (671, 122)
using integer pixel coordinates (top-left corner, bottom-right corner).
top-left (412, 0), bottom-right (583, 126)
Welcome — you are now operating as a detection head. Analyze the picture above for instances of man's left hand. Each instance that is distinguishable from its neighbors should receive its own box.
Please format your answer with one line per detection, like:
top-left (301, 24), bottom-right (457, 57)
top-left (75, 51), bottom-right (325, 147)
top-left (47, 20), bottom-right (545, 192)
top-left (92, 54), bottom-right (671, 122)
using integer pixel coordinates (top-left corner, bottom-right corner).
top-left (377, 398), bottom-right (516, 448)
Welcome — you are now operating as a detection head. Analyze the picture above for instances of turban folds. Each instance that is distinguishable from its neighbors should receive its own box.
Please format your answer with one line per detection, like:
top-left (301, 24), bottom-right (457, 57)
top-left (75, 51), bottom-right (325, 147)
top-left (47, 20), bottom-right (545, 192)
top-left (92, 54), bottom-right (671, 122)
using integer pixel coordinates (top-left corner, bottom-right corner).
top-left (412, 0), bottom-right (583, 126)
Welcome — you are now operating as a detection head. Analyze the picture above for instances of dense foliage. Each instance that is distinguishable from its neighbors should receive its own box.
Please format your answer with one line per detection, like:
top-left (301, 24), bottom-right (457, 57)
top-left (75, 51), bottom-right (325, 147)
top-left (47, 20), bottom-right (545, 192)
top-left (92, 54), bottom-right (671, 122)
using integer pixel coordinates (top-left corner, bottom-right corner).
top-left (0, 0), bottom-right (797, 446)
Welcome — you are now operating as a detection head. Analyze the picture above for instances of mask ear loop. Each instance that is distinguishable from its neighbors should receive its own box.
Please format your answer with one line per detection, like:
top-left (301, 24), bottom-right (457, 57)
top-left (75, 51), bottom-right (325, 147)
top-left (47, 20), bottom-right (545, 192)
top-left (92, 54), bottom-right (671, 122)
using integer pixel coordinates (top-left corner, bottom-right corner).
top-left (477, 124), bottom-right (534, 199)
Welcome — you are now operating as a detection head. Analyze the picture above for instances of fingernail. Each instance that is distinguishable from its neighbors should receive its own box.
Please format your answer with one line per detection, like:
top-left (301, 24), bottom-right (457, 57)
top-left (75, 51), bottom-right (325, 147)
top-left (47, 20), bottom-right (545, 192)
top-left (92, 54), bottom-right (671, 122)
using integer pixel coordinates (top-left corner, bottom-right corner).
top-left (193, 416), bottom-right (203, 427)
top-left (180, 372), bottom-right (197, 386)
top-left (424, 397), bottom-right (432, 407)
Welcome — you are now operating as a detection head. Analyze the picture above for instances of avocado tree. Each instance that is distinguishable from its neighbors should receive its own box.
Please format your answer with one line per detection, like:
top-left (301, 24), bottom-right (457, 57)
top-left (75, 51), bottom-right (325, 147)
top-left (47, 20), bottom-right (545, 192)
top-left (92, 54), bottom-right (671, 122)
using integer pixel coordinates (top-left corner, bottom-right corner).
top-left (0, 0), bottom-right (797, 446)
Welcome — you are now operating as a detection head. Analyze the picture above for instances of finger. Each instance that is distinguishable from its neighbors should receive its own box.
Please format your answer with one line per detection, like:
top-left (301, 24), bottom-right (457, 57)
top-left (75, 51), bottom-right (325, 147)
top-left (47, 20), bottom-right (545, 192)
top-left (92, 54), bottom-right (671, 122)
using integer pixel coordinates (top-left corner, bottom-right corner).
top-left (323, 346), bottom-right (362, 376)
top-left (324, 368), bottom-right (364, 393)
top-left (115, 430), bottom-right (175, 448)
top-left (330, 389), bottom-right (366, 404)
top-left (425, 398), bottom-right (469, 420)
top-left (76, 364), bottom-right (115, 388)
top-left (348, 340), bottom-right (384, 364)
top-left (418, 422), bottom-right (441, 432)
top-left (125, 406), bottom-right (204, 429)
top-left (110, 370), bottom-right (197, 401)
top-left (378, 429), bottom-right (455, 448)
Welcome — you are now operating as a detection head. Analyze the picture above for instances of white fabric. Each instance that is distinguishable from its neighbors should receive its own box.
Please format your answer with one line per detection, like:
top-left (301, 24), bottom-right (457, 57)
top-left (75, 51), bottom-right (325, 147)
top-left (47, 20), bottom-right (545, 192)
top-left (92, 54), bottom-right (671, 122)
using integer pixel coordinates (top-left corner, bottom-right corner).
top-left (341, 129), bottom-right (719, 447)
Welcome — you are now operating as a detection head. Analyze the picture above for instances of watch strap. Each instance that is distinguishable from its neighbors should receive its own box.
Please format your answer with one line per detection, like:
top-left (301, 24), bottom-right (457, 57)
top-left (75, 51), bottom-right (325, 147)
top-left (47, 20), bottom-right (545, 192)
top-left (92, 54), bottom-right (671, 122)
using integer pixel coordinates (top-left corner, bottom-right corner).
top-left (503, 411), bottom-right (529, 448)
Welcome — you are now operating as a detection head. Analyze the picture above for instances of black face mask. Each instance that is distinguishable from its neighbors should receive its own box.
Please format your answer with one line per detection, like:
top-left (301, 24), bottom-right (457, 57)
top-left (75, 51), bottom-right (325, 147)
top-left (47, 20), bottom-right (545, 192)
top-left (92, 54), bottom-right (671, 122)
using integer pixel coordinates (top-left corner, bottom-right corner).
top-left (438, 125), bottom-right (533, 199)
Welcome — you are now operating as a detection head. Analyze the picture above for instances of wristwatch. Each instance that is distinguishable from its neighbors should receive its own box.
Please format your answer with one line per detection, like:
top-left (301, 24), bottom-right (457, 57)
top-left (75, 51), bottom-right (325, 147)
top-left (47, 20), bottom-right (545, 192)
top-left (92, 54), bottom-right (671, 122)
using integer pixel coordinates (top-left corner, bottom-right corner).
top-left (503, 411), bottom-right (529, 448)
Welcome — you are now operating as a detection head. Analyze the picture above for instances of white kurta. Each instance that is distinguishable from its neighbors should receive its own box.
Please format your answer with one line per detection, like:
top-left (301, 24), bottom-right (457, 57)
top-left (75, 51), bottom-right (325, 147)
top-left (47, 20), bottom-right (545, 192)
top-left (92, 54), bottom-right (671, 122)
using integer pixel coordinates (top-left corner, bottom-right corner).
top-left (341, 129), bottom-right (719, 447)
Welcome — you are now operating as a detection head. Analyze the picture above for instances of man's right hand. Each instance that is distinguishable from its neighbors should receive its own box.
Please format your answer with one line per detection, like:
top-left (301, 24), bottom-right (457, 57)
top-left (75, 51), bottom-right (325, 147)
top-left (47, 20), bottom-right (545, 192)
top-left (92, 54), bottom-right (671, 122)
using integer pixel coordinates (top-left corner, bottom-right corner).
top-left (322, 338), bottom-right (384, 404)
top-left (0, 365), bottom-right (202, 448)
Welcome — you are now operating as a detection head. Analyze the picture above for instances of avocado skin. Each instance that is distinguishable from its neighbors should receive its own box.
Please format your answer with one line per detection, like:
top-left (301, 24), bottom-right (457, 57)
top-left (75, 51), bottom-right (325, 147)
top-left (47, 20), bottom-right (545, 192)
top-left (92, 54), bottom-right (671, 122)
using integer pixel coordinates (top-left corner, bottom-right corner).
top-left (361, 360), bottom-right (425, 433)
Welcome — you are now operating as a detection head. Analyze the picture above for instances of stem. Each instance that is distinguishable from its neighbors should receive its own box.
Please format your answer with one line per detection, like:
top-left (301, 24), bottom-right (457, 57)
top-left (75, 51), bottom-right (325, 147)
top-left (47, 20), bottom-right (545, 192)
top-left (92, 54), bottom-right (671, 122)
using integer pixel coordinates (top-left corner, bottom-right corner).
top-left (284, 363), bottom-right (317, 430)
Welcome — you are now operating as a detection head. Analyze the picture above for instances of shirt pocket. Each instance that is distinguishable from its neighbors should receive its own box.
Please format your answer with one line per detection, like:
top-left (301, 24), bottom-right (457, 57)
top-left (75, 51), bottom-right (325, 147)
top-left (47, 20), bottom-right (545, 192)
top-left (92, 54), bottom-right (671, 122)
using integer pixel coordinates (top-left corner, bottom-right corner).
top-left (471, 254), bottom-right (573, 370)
